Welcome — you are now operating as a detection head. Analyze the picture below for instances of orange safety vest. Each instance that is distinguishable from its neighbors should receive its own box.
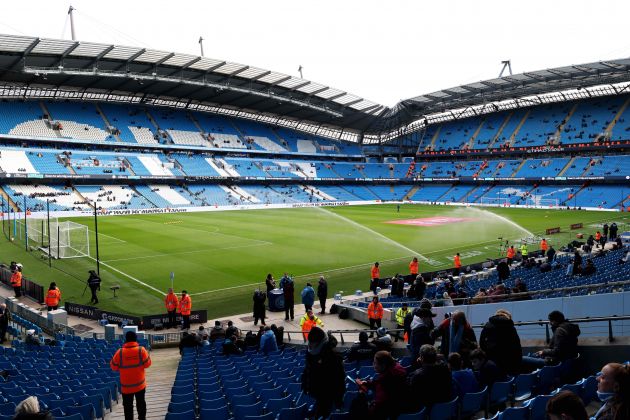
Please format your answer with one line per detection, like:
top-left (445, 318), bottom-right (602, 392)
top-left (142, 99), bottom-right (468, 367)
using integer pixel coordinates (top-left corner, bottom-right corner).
top-left (409, 260), bottom-right (419, 275)
top-left (371, 266), bottom-right (380, 279)
top-left (165, 292), bottom-right (179, 312)
top-left (178, 295), bottom-right (192, 316)
top-left (540, 240), bottom-right (548, 251)
top-left (595, 232), bottom-right (601, 241)
top-left (45, 288), bottom-right (61, 307)
top-left (10, 272), bottom-right (21, 288)
top-left (506, 247), bottom-right (515, 259)
top-left (300, 315), bottom-right (323, 340)
top-left (110, 342), bottom-right (151, 394)
top-left (367, 302), bottom-right (384, 319)
top-left (454, 256), bottom-right (462, 268)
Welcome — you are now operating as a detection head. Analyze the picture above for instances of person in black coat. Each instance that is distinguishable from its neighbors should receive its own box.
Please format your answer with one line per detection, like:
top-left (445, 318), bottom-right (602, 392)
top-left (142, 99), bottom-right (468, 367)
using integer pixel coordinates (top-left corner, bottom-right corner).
top-left (409, 308), bottom-right (436, 362)
top-left (547, 246), bottom-right (556, 263)
top-left (413, 275), bottom-right (426, 300)
top-left (609, 222), bottom-right (618, 240)
top-left (87, 270), bottom-right (101, 304)
top-left (479, 309), bottom-right (522, 376)
top-left (265, 274), bottom-right (276, 294)
top-left (301, 327), bottom-right (345, 418)
top-left (496, 259), bottom-right (510, 282)
top-left (317, 276), bottom-right (328, 314)
top-left (0, 304), bottom-right (9, 344)
top-left (572, 251), bottom-right (583, 276)
top-left (252, 290), bottom-right (267, 326)
top-left (406, 344), bottom-right (452, 412)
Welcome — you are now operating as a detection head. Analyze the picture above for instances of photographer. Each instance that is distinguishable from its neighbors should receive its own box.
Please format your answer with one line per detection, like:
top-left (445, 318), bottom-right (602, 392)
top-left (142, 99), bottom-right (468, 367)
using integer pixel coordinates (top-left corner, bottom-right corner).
top-left (88, 270), bottom-right (101, 304)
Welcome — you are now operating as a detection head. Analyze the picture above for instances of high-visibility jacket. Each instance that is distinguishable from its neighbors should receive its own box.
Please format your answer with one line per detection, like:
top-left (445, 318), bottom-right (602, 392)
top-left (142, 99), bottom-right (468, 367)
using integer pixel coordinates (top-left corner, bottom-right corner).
top-left (540, 240), bottom-right (548, 252)
top-left (454, 255), bottom-right (461, 268)
top-left (165, 292), bottom-right (178, 312)
top-left (409, 260), bottom-right (419, 275)
top-left (178, 295), bottom-right (192, 316)
top-left (395, 307), bottom-right (409, 326)
top-left (110, 342), bottom-right (151, 394)
top-left (300, 314), bottom-right (324, 340)
top-left (367, 302), bottom-right (384, 320)
top-left (520, 244), bottom-right (528, 256)
top-left (45, 288), bottom-right (61, 307)
top-left (371, 266), bottom-right (380, 279)
top-left (595, 232), bottom-right (602, 241)
top-left (506, 247), bottom-right (516, 259)
top-left (10, 272), bottom-right (21, 288)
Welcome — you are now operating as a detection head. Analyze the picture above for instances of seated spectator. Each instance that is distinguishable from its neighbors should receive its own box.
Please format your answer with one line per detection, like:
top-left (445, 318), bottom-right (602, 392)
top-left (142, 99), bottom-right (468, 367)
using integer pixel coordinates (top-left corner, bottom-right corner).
top-left (14, 396), bottom-right (53, 420)
top-left (409, 307), bottom-right (436, 362)
top-left (487, 283), bottom-right (507, 303)
top-left (372, 327), bottom-right (393, 352)
top-left (582, 259), bottom-right (596, 275)
top-left (593, 363), bottom-right (630, 420)
top-left (347, 331), bottom-right (377, 363)
top-left (441, 292), bottom-right (454, 306)
top-left (200, 333), bottom-right (210, 346)
top-left (448, 352), bottom-right (479, 398)
top-left (209, 321), bottom-right (226, 341)
top-left (479, 309), bottom-right (522, 376)
top-left (178, 331), bottom-right (200, 355)
top-left (511, 278), bottom-right (531, 300)
top-left (546, 390), bottom-right (588, 420)
top-left (24, 330), bottom-right (41, 347)
top-left (225, 320), bottom-right (240, 339)
top-left (470, 349), bottom-right (506, 388)
top-left (431, 311), bottom-right (477, 366)
top-left (270, 324), bottom-right (284, 347)
top-left (222, 335), bottom-right (243, 355)
top-left (522, 310), bottom-right (580, 369)
top-left (470, 288), bottom-right (488, 304)
top-left (353, 351), bottom-right (408, 419)
top-left (259, 326), bottom-right (278, 354)
top-left (407, 344), bottom-right (452, 411)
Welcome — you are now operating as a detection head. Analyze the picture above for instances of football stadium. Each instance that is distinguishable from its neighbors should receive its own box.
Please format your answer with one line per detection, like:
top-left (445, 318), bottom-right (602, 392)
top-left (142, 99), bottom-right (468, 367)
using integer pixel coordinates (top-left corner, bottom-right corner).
top-left (0, 2), bottom-right (628, 419)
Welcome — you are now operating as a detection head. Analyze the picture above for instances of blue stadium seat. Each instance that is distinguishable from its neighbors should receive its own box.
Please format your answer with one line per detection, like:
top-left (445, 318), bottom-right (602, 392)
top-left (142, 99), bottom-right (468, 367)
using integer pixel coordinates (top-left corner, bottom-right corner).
top-left (537, 365), bottom-right (562, 394)
top-left (513, 373), bottom-right (537, 403)
top-left (64, 404), bottom-right (95, 420)
top-left (0, 403), bottom-right (15, 416)
top-left (264, 396), bottom-right (293, 414)
top-left (199, 404), bottom-right (229, 420)
top-left (232, 401), bottom-right (264, 418)
top-left (79, 394), bottom-right (105, 419)
top-left (460, 386), bottom-right (488, 418)
top-left (244, 413), bottom-right (276, 420)
top-left (397, 407), bottom-right (427, 420)
top-left (523, 395), bottom-right (553, 420)
top-left (429, 397), bottom-right (458, 420)
top-left (229, 392), bottom-right (257, 407)
top-left (257, 386), bottom-right (283, 401)
top-left (166, 410), bottom-right (196, 420)
top-left (498, 406), bottom-right (529, 420)
top-left (277, 403), bottom-right (308, 420)
top-left (489, 379), bottom-right (515, 409)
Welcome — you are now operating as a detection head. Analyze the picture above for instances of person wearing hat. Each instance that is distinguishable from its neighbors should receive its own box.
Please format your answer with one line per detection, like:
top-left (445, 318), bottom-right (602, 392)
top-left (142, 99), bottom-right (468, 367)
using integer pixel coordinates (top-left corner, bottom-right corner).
top-left (87, 270), bottom-right (101, 305)
top-left (178, 290), bottom-right (192, 330)
top-left (409, 307), bottom-right (436, 362)
top-left (25, 329), bottom-right (41, 347)
top-left (209, 321), bottom-right (226, 341)
top-left (45, 282), bottom-right (61, 311)
top-left (395, 303), bottom-right (410, 342)
top-left (301, 326), bottom-right (345, 418)
top-left (111, 331), bottom-right (151, 420)
top-left (373, 327), bottom-right (393, 352)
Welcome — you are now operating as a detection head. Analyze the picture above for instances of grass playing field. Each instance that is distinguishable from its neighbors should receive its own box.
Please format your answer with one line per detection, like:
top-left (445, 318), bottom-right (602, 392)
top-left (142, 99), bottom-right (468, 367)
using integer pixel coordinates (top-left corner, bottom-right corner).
top-left (0, 204), bottom-right (626, 319)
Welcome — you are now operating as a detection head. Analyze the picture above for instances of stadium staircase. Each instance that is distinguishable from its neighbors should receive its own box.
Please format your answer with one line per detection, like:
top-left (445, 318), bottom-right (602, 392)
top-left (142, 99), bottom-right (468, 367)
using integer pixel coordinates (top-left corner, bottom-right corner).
top-left (188, 113), bottom-right (213, 145)
top-left (130, 185), bottom-right (158, 208)
top-left (486, 112), bottom-right (514, 149)
top-left (554, 103), bottom-right (579, 142)
top-left (465, 119), bottom-right (486, 149)
top-left (145, 110), bottom-right (173, 145)
top-left (557, 156), bottom-right (578, 176)
top-left (121, 158), bottom-right (136, 176)
top-left (507, 110), bottom-right (531, 147)
top-left (579, 158), bottom-right (600, 177)
top-left (509, 159), bottom-right (528, 177)
top-left (95, 103), bottom-right (124, 143)
top-left (604, 96), bottom-right (630, 135)
top-left (461, 185), bottom-right (481, 203)
top-left (39, 102), bottom-right (64, 139)
top-left (71, 187), bottom-right (93, 209)
top-left (0, 186), bottom-right (19, 211)
top-left (403, 185), bottom-right (420, 200)
top-left (426, 125), bottom-right (442, 150)
top-left (435, 185), bottom-right (457, 202)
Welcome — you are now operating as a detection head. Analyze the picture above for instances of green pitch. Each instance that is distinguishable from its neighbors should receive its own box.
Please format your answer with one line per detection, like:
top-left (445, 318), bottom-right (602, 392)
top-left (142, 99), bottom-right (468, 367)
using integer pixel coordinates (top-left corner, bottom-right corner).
top-left (1, 205), bottom-right (625, 319)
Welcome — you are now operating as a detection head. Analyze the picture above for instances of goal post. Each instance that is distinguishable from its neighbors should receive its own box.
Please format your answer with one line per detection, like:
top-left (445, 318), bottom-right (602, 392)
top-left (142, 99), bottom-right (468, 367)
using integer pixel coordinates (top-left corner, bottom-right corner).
top-left (524, 197), bottom-right (559, 208)
top-left (50, 221), bottom-right (90, 259)
top-left (480, 197), bottom-right (511, 207)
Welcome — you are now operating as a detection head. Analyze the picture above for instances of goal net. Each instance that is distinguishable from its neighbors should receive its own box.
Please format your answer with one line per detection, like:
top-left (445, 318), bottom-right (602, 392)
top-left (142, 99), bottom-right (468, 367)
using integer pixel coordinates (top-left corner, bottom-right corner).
top-left (480, 197), bottom-right (511, 207)
top-left (524, 197), bottom-right (559, 208)
top-left (17, 218), bottom-right (89, 259)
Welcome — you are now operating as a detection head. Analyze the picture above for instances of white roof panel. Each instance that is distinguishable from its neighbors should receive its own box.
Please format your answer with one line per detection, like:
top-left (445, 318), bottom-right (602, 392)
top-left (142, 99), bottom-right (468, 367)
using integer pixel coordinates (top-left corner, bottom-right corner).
top-left (163, 54), bottom-right (197, 67)
top-left (213, 62), bottom-right (246, 75)
top-left (277, 77), bottom-right (307, 89)
top-left (188, 57), bottom-right (224, 71)
top-left (134, 49), bottom-right (172, 64)
top-left (103, 45), bottom-right (143, 60)
top-left (0, 34), bottom-right (37, 53)
top-left (31, 38), bottom-right (76, 55)
top-left (257, 72), bottom-right (289, 84)
top-left (297, 82), bottom-right (327, 94)
top-left (68, 42), bottom-right (110, 58)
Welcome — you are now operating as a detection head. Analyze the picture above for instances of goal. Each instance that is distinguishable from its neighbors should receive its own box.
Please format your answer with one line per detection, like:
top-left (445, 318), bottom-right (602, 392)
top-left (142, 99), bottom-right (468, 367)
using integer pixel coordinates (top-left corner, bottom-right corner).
top-left (18, 218), bottom-right (89, 259)
top-left (480, 197), bottom-right (511, 207)
top-left (524, 197), bottom-right (559, 208)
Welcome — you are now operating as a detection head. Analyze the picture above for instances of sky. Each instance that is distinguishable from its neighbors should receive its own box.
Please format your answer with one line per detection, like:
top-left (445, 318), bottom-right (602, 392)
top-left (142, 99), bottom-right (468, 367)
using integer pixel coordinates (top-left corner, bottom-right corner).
top-left (2, 0), bottom-right (630, 107)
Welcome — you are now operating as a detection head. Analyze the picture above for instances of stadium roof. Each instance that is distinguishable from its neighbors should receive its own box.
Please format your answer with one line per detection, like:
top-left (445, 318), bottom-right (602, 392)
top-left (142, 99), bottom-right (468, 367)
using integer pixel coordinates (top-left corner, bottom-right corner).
top-left (1, 34), bottom-right (630, 142)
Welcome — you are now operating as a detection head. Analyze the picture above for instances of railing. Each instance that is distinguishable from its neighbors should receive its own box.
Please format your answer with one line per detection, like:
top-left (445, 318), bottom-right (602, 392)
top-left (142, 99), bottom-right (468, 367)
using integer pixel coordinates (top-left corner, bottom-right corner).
top-left (0, 264), bottom-right (45, 304)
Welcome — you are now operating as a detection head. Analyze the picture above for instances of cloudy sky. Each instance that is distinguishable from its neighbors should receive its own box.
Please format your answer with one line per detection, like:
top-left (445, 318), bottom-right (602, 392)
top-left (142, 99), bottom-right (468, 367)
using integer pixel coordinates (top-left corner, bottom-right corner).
top-left (2, 0), bottom-right (630, 107)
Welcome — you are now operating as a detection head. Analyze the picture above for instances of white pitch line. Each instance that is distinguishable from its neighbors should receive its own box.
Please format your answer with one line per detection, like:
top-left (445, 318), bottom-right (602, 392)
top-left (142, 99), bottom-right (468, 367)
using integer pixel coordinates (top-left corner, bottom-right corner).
top-left (87, 256), bottom-right (164, 295)
top-left (95, 232), bottom-right (127, 243)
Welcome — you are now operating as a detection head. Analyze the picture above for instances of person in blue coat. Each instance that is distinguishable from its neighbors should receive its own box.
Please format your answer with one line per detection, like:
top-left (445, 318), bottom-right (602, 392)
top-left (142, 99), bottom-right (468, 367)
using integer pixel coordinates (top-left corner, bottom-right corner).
top-left (301, 282), bottom-right (315, 312)
top-left (259, 326), bottom-right (278, 354)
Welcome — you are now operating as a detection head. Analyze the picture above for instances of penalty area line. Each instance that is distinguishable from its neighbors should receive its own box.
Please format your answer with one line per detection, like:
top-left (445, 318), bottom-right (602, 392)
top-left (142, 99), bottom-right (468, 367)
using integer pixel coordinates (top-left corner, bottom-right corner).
top-left (86, 256), bottom-right (164, 295)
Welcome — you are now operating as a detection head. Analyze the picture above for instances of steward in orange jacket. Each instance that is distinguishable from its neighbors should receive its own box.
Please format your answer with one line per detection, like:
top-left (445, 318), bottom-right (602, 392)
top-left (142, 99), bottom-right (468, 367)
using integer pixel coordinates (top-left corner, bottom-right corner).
top-left (540, 239), bottom-right (548, 252)
top-left (367, 296), bottom-right (384, 337)
top-left (45, 282), bottom-right (61, 310)
top-left (506, 246), bottom-right (516, 264)
top-left (10, 267), bottom-right (22, 298)
top-left (300, 310), bottom-right (324, 340)
top-left (111, 331), bottom-right (151, 419)
top-left (409, 257), bottom-right (419, 275)
top-left (165, 288), bottom-right (179, 329)
top-left (370, 262), bottom-right (380, 294)
top-left (453, 253), bottom-right (462, 276)
top-left (178, 290), bottom-right (192, 330)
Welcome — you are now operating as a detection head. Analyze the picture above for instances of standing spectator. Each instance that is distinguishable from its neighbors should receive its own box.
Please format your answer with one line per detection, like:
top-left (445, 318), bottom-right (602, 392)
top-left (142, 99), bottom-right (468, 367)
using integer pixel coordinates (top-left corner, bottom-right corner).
top-left (259, 326), bottom-right (278, 354)
top-left (265, 273), bottom-right (276, 294)
top-left (470, 349), bottom-right (506, 388)
top-left (595, 231), bottom-right (603, 248)
top-left (414, 275), bottom-right (426, 300)
top-left (448, 352), bottom-right (479, 398)
top-left (409, 257), bottom-right (419, 278)
top-left (407, 344), bottom-right (452, 412)
top-left (431, 311), bottom-right (477, 365)
top-left (609, 222), bottom-right (618, 240)
top-left (522, 310), bottom-right (580, 368)
top-left (301, 327), bottom-right (345, 418)
top-left (496, 259), bottom-right (510, 282)
top-left (479, 309), bottom-right (522, 376)
top-left (593, 363), bottom-right (630, 420)
top-left (572, 250), bottom-right (583, 276)
top-left (395, 303), bottom-right (410, 342)
top-left (453, 253), bottom-right (462, 276)
top-left (546, 390), bottom-right (588, 420)
top-left (0, 304), bottom-right (9, 344)
top-left (520, 243), bottom-right (528, 259)
top-left (164, 288), bottom-right (178, 329)
top-left (110, 331), bottom-right (151, 420)
top-left (409, 307), bottom-right (436, 362)
top-left (88, 270), bottom-right (101, 304)
top-left (252, 290), bottom-right (267, 326)
top-left (300, 309), bottom-right (324, 340)
top-left (45, 282), bottom-right (61, 311)
top-left (301, 283), bottom-right (315, 312)
top-left (370, 262), bottom-right (380, 295)
top-left (354, 351), bottom-right (408, 419)
top-left (346, 331), bottom-right (377, 363)
top-left (270, 324), bottom-right (284, 347)
top-left (178, 290), bottom-right (192, 330)
top-left (547, 245), bottom-right (557, 263)
top-left (317, 276), bottom-right (328, 314)
top-left (367, 296), bottom-right (384, 338)
top-left (10, 265), bottom-right (22, 298)
top-left (281, 275), bottom-right (295, 321)
top-left (209, 321), bottom-right (225, 341)
top-left (603, 223), bottom-right (610, 240)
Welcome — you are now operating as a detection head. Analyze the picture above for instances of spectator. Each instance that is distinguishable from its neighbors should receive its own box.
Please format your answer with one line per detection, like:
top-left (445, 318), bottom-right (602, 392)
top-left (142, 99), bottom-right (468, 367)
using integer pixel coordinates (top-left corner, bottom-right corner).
top-left (281, 274), bottom-right (295, 321)
top-left (270, 324), bottom-right (284, 347)
top-left (353, 351), bottom-right (408, 419)
top-left (470, 288), bottom-right (488, 304)
top-left (111, 331), bottom-right (151, 420)
top-left (10, 265), bottom-right (22, 298)
top-left (0, 304), bottom-right (10, 344)
top-left (317, 276), bottom-right (328, 314)
top-left (487, 284), bottom-right (508, 303)
top-left (512, 279), bottom-right (530, 300)
top-left (407, 344), bottom-right (452, 411)
top-left (222, 335), bottom-right (243, 355)
top-left (593, 362), bottom-right (630, 420)
top-left (259, 326), bottom-right (278, 354)
top-left (395, 303), bottom-right (410, 342)
top-left (265, 273), bottom-right (276, 294)
top-left (373, 327), bottom-right (393, 352)
top-left (431, 311), bottom-right (477, 365)
top-left (225, 320), bottom-right (240, 339)
top-left (582, 259), bottom-right (596, 275)
top-left (522, 310), bottom-right (580, 368)
top-left (370, 262), bottom-right (380, 295)
top-left (572, 250), bottom-right (583, 276)
top-left (200, 333), bottom-right (210, 347)
top-left (209, 321), bottom-right (225, 341)
top-left (14, 396), bottom-right (53, 420)
top-left (546, 390), bottom-right (588, 420)
top-left (301, 282), bottom-right (315, 312)
top-left (25, 330), bottom-right (40, 347)
top-left (178, 331), bottom-right (200, 355)
top-left (496, 259), bottom-right (510, 282)
top-left (479, 309), bottom-right (522, 376)
top-left (346, 331), bottom-right (377, 363)
top-left (252, 289), bottom-right (266, 326)
top-left (409, 307), bottom-right (436, 362)
top-left (441, 291), bottom-right (454, 306)
top-left (45, 282), bottom-right (61, 311)
top-left (301, 327), bottom-right (345, 418)
top-left (413, 275), bottom-right (426, 300)
top-left (367, 296), bottom-right (384, 338)
top-left (470, 349), bottom-right (506, 388)
top-left (547, 245), bottom-right (556, 263)
top-left (448, 352), bottom-right (479, 398)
